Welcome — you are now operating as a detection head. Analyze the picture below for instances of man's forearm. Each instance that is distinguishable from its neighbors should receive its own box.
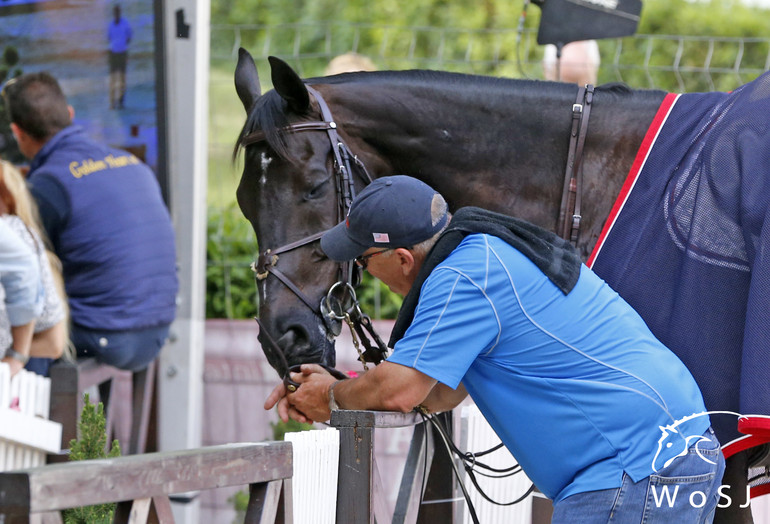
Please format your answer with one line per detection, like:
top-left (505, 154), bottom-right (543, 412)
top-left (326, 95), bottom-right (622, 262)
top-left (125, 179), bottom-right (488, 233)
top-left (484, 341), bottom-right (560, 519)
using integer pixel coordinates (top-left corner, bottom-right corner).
top-left (332, 362), bottom-right (437, 413)
top-left (419, 382), bottom-right (468, 413)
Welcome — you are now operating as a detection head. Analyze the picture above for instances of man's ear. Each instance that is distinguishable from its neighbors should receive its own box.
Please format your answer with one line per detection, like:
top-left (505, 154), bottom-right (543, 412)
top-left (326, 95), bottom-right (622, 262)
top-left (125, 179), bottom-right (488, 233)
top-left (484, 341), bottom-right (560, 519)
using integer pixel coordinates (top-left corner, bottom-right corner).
top-left (394, 248), bottom-right (416, 277)
top-left (68, 105), bottom-right (75, 122)
top-left (10, 122), bottom-right (26, 145)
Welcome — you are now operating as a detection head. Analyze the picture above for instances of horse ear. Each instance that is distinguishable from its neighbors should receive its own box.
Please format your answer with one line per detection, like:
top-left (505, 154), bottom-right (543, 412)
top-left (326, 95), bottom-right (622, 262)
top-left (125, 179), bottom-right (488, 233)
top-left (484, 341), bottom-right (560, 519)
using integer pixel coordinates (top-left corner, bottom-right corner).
top-left (268, 56), bottom-right (310, 114)
top-left (235, 47), bottom-right (262, 113)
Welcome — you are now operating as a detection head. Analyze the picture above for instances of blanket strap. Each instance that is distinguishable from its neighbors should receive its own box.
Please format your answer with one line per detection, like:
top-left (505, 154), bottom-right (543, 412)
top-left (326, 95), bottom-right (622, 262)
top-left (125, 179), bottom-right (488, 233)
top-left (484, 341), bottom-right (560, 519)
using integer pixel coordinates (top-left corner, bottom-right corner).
top-left (558, 84), bottom-right (595, 245)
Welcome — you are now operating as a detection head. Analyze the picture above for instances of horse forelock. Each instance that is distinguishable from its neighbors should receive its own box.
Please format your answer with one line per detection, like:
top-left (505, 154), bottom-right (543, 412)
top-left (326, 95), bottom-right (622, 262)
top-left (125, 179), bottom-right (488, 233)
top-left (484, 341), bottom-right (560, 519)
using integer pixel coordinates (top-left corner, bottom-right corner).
top-left (234, 91), bottom-right (294, 162)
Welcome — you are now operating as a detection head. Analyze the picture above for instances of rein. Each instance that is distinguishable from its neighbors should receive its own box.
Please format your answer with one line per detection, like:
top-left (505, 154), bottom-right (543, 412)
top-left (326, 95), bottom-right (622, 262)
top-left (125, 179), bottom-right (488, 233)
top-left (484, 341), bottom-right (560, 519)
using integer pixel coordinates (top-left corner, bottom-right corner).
top-left (243, 85), bottom-right (388, 391)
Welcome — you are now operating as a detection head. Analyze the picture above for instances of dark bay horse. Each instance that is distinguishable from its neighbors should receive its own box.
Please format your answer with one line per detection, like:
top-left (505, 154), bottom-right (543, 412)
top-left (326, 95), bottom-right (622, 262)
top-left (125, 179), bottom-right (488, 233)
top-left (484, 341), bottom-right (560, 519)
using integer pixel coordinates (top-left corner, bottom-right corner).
top-left (235, 48), bottom-right (767, 522)
top-left (234, 49), bottom-right (664, 373)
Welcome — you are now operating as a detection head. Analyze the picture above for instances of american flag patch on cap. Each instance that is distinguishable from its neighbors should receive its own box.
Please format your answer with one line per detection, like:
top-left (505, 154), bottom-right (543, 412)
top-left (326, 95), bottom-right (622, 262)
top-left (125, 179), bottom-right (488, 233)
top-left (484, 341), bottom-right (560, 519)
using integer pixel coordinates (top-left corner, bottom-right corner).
top-left (373, 232), bottom-right (390, 243)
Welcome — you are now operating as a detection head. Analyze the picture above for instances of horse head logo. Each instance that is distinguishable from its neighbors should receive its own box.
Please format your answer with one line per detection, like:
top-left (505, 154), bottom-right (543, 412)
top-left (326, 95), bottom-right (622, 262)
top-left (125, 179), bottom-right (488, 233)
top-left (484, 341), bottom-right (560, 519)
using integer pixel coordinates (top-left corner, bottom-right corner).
top-left (651, 411), bottom-right (744, 472)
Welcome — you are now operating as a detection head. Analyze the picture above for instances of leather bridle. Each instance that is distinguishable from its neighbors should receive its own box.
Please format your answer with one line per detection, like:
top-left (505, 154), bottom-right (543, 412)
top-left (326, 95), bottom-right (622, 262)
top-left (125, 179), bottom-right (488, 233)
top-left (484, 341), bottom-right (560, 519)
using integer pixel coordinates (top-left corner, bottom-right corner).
top-left (242, 85), bottom-right (387, 391)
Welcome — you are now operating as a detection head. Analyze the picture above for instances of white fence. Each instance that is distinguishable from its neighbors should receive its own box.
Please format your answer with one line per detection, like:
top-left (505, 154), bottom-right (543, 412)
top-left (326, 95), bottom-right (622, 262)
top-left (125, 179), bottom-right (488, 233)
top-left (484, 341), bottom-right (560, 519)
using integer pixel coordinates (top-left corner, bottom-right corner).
top-left (0, 363), bottom-right (61, 471)
top-left (283, 406), bottom-right (538, 523)
top-left (285, 428), bottom-right (340, 523)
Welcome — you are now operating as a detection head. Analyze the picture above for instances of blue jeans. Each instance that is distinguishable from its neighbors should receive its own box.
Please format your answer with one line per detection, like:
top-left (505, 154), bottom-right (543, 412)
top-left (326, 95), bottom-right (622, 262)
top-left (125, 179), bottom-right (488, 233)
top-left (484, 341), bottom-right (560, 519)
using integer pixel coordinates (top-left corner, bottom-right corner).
top-left (72, 323), bottom-right (171, 372)
top-left (552, 428), bottom-right (725, 524)
top-left (26, 357), bottom-right (54, 376)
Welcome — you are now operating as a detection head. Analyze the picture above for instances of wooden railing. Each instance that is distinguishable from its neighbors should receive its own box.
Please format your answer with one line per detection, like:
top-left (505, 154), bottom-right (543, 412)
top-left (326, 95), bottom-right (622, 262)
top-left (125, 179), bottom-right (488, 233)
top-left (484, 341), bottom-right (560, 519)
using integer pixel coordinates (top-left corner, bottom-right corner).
top-left (0, 406), bottom-right (546, 523)
top-left (0, 442), bottom-right (292, 524)
top-left (48, 358), bottom-right (157, 460)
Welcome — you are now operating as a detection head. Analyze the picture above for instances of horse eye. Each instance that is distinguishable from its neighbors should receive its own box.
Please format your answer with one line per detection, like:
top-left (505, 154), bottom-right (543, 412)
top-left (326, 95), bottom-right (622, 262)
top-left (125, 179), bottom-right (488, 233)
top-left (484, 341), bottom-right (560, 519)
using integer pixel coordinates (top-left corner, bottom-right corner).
top-left (304, 178), bottom-right (330, 201)
top-left (311, 245), bottom-right (328, 262)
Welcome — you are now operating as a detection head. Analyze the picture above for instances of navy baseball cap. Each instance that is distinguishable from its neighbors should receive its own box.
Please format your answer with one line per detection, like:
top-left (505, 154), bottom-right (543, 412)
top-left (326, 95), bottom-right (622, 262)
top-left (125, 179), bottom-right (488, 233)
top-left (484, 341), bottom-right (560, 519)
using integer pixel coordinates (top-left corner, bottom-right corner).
top-left (321, 176), bottom-right (448, 261)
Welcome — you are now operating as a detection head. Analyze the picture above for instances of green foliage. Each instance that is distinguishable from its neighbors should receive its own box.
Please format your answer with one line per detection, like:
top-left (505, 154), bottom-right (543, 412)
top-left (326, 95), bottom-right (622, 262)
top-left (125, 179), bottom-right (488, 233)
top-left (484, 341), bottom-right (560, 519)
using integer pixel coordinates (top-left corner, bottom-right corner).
top-left (270, 418), bottom-right (314, 441)
top-left (228, 490), bottom-right (250, 524)
top-left (0, 45), bottom-right (24, 164)
top-left (3, 46), bottom-right (19, 68)
top-left (595, 0), bottom-right (770, 91)
top-left (206, 202), bottom-right (260, 318)
top-left (355, 271), bottom-right (403, 321)
top-left (210, 0), bottom-right (769, 88)
top-left (62, 394), bottom-right (121, 524)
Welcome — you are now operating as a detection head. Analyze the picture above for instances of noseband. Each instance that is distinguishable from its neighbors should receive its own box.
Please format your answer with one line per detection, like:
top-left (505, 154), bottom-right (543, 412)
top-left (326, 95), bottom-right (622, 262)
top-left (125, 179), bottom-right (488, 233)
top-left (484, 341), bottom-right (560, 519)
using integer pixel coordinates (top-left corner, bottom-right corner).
top-left (242, 85), bottom-right (387, 390)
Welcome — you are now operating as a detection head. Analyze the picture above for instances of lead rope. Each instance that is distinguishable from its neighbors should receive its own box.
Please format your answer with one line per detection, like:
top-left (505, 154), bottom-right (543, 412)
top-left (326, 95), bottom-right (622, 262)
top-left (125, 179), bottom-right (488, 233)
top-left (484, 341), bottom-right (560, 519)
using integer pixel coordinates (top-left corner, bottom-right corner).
top-left (415, 410), bottom-right (535, 523)
top-left (343, 312), bottom-right (370, 372)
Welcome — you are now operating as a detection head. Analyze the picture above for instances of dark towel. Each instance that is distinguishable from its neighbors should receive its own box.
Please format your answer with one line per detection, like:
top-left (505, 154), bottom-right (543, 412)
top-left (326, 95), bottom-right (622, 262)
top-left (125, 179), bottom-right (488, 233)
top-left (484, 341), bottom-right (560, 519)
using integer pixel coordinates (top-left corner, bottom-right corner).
top-left (388, 206), bottom-right (581, 346)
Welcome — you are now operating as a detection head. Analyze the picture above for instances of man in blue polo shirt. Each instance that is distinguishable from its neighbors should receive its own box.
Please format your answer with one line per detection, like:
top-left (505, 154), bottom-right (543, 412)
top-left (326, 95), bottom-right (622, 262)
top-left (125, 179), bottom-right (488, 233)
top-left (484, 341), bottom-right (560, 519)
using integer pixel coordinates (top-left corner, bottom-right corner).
top-left (108, 4), bottom-right (132, 110)
top-left (3, 72), bottom-right (177, 374)
top-left (266, 175), bottom-right (725, 522)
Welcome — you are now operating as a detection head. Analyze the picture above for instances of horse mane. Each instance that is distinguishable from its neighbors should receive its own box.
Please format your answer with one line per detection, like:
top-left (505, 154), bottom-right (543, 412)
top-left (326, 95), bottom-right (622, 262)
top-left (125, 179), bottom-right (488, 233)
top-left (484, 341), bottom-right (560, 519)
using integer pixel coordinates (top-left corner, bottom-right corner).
top-left (234, 69), bottom-right (661, 160)
top-left (595, 82), bottom-right (633, 95)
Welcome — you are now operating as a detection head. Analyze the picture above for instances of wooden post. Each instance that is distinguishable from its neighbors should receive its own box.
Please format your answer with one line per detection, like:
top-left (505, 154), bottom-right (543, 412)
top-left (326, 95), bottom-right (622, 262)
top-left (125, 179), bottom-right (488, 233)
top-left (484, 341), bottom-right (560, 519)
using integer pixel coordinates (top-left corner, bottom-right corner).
top-left (330, 410), bottom-right (430, 524)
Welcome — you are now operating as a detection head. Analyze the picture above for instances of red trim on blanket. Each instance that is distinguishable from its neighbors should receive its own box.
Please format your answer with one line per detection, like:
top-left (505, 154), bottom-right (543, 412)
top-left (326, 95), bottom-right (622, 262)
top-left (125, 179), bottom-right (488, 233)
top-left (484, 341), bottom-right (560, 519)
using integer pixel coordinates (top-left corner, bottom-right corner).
top-left (723, 434), bottom-right (769, 459)
top-left (587, 93), bottom-right (680, 267)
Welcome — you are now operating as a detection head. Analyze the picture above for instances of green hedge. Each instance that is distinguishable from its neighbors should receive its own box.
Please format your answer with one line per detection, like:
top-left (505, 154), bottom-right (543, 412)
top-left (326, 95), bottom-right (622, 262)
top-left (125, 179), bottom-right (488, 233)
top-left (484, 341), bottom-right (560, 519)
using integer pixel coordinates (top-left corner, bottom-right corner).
top-left (206, 202), bottom-right (259, 319)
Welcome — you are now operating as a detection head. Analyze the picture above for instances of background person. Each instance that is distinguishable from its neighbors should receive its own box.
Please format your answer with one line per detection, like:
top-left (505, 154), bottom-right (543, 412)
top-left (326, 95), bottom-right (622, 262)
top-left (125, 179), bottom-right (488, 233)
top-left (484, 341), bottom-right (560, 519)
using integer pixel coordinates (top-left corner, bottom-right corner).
top-left (3, 72), bottom-right (178, 373)
top-left (543, 40), bottom-right (600, 85)
top-left (323, 52), bottom-right (377, 76)
top-left (0, 216), bottom-right (41, 377)
top-left (266, 175), bottom-right (725, 523)
top-left (108, 4), bottom-right (132, 109)
top-left (0, 160), bottom-right (68, 376)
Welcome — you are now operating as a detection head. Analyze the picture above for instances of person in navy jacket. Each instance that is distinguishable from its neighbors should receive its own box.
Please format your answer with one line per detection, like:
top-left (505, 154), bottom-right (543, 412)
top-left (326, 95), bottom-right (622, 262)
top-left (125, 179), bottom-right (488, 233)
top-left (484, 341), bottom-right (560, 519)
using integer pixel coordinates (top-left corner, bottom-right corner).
top-left (3, 72), bottom-right (178, 373)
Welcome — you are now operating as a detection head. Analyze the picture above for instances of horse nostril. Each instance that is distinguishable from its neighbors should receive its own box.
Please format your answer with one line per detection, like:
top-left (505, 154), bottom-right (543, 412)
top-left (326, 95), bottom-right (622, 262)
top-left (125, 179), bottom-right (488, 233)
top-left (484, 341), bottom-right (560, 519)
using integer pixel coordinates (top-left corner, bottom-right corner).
top-left (281, 324), bottom-right (314, 366)
top-left (285, 324), bottom-right (310, 345)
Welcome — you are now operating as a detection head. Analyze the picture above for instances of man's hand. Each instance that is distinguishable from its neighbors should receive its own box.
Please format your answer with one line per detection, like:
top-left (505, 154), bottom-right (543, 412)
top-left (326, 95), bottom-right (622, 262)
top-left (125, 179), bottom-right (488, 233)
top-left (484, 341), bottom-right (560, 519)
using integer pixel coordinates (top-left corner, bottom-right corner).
top-left (263, 364), bottom-right (337, 423)
top-left (264, 381), bottom-right (312, 424)
top-left (286, 364), bottom-right (338, 422)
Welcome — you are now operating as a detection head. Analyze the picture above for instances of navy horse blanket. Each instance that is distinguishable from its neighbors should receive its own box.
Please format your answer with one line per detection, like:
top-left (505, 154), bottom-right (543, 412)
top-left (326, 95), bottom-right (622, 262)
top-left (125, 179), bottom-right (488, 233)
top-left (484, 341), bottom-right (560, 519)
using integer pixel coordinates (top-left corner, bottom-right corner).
top-left (589, 70), bottom-right (770, 445)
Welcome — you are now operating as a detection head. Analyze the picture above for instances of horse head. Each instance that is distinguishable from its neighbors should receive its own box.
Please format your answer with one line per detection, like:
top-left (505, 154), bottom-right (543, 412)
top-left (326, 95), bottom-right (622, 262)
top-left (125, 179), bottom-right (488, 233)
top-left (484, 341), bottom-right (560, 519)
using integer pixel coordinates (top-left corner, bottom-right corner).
top-left (652, 414), bottom-right (718, 473)
top-left (234, 49), bottom-right (363, 377)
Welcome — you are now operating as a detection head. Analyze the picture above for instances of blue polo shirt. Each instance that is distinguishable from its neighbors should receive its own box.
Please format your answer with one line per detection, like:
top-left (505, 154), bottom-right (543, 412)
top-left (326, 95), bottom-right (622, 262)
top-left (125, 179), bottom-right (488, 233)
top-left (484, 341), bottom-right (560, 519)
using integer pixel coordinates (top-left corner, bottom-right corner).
top-left (388, 234), bottom-right (709, 502)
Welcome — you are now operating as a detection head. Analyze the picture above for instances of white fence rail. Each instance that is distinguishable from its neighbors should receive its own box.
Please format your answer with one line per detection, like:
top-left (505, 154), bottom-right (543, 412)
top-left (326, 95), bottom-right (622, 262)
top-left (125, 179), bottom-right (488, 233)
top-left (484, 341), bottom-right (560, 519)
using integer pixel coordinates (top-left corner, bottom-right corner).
top-left (0, 363), bottom-right (61, 471)
top-left (285, 428), bottom-right (340, 523)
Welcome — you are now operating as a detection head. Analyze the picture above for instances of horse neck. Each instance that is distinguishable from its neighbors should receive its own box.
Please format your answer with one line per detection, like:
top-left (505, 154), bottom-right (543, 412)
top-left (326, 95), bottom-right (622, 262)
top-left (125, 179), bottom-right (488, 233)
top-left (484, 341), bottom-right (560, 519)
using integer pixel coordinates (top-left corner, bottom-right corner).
top-left (322, 77), bottom-right (664, 258)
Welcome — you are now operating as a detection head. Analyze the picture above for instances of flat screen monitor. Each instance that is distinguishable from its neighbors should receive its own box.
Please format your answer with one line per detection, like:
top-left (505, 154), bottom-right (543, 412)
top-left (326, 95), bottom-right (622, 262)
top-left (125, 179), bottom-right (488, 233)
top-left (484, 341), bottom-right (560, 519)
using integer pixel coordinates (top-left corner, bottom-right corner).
top-left (0, 0), bottom-right (167, 198)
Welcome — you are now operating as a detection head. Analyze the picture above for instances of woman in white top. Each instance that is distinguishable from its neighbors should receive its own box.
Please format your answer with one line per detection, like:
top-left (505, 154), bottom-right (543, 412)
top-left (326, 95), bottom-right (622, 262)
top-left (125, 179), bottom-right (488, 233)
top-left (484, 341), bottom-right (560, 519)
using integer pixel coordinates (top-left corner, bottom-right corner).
top-left (0, 160), bottom-right (68, 374)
